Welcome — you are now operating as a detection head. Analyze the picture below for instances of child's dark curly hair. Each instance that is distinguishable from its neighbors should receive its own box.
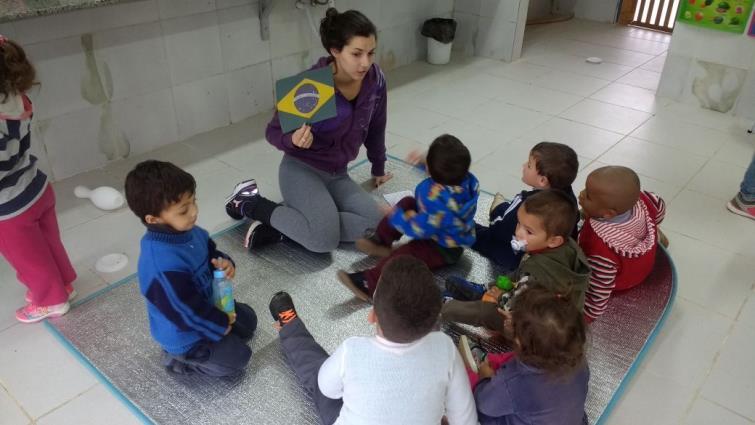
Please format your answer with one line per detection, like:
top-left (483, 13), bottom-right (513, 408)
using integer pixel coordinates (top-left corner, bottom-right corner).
top-left (512, 286), bottom-right (586, 376)
top-left (426, 134), bottom-right (471, 186)
top-left (125, 160), bottom-right (196, 224)
top-left (373, 256), bottom-right (441, 343)
top-left (0, 37), bottom-right (37, 102)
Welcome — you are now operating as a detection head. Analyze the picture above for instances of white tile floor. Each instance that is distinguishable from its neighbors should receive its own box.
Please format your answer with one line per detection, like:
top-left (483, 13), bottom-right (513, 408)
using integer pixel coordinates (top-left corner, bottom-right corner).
top-left (1, 19), bottom-right (754, 424)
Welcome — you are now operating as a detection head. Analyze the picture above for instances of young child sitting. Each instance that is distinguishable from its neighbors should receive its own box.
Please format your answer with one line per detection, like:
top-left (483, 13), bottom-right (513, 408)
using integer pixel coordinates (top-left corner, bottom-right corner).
top-left (442, 190), bottom-right (590, 334)
top-left (270, 256), bottom-right (478, 425)
top-left (337, 134), bottom-right (480, 302)
top-left (125, 160), bottom-right (258, 377)
top-left (578, 165), bottom-right (666, 322)
top-left (458, 286), bottom-right (590, 425)
top-left (473, 142), bottom-right (579, 271)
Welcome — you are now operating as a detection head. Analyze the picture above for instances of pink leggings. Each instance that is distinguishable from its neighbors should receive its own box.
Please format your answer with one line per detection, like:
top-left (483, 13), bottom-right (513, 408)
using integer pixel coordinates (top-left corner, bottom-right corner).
top-left (0, 185), bottom-right (76, 306)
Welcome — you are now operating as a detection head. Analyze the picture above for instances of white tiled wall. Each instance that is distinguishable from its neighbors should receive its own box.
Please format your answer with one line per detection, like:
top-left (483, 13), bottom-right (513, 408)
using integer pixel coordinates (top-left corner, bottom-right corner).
top-left (657, 19), bottom-right (755, 122)
top-left (5, 0), bottom-right (452, 180)
top-left (453, 0), bottom-right (529, 61)
top-left (573, 0), bottom-right (619, 23)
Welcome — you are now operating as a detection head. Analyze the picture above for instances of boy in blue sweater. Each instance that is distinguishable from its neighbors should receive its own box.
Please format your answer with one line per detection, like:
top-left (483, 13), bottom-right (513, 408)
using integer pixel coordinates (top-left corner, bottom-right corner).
top-left (125, 160), bottom-right (257, 377)
top-left (338, 134), bottom-right (480, 302)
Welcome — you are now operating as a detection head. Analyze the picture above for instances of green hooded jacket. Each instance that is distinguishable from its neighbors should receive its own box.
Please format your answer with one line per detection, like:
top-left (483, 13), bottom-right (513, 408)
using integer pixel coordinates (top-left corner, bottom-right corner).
top-left (513, 238), bottom-right (591, 310)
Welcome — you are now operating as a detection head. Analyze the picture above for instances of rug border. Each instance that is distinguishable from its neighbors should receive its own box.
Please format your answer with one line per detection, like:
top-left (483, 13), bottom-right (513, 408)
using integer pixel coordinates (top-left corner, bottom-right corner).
top-left (42, 154), bottom-right (678, 424)
top-left (594, 245), bottom-right (678, 424)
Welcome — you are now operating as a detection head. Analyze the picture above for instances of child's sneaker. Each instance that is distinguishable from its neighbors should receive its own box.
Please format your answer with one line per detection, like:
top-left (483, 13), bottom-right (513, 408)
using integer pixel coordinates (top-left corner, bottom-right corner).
top-left (444, 276), bottom-right (487, 301)
top-left (15, 302), bottom-right (70, 323)
top-left (727, 193), bottom-right (755, 221)
top-left (162, 352), bottom-right (193, 375)
top-left (269, 291), bottom-right (298, 326)
top-left (25, 283), bottom-right (77, 304)
top-left (225, 179), bottom-right (260, 220)
top-left (337, 270), bottom-right (372, 303)
top-left (355, 230), bottom-right (391, 258)
top-left (489, 192), bottom-right (506, 215)
top-left (243, 220), bottom-right (283, 249)
top-left (458, 335), bottom-right (487, 374)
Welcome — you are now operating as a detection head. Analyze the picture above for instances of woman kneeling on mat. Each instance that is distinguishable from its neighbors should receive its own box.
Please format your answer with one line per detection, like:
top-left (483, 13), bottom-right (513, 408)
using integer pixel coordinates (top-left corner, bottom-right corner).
top-left (225, 8), bottom-right (391, 253)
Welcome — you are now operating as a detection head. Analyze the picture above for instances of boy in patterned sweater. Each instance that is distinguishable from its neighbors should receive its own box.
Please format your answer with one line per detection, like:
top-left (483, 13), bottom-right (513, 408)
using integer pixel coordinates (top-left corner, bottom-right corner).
top-left (337, 134), bottom-right (480, 302)
top-left (125, 161), bottom-right (258, 377)
top-left (578, 166), bottom-right (666, 321)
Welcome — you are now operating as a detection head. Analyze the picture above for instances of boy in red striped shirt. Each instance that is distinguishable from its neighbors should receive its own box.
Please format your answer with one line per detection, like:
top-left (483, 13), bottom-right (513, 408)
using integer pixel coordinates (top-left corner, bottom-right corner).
top-left (577, 166), bottom-right (666, 322)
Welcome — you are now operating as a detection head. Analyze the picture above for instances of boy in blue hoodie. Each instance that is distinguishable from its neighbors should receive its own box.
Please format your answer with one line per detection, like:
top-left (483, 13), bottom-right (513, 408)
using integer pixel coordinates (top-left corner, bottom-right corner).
top-left (338, 134), bottom-right (480, 302)
top-left (125, 160), bottom-right (257, 377)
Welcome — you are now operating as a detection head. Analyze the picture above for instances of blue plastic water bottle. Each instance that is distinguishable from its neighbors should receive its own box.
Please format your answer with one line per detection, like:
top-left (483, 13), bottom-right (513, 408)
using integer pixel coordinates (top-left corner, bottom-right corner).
top-left (212, 269), bottom-right (235, 314)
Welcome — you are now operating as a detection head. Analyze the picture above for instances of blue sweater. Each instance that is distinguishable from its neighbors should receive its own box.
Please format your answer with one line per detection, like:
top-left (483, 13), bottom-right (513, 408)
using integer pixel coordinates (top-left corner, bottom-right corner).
top-left (388, 173), bottom-right (480, 248)
top-left (137, 226), bottom-right (232, 355)
top-left (475, 357), bottom-right (589, 425)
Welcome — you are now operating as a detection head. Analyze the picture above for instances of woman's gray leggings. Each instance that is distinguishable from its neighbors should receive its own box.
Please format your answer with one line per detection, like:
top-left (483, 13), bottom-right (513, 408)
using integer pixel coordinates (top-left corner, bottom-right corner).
top-left (270, 156), bottom-right (382, 253)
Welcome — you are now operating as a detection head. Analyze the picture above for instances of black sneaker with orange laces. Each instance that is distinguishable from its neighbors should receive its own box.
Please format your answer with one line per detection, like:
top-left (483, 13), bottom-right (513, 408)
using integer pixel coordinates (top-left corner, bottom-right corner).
top-left (269, 291), bottom-right (298, 326)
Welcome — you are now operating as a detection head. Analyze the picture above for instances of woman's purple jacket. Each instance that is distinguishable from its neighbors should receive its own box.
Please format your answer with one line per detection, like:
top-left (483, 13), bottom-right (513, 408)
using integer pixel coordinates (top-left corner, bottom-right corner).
top-left (265, 56), bottom-right (387, 177)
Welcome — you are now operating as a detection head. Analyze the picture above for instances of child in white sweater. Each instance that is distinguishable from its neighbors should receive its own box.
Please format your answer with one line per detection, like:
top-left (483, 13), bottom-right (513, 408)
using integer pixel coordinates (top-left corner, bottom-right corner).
top-left (269, 255), bottom-right (478, 425)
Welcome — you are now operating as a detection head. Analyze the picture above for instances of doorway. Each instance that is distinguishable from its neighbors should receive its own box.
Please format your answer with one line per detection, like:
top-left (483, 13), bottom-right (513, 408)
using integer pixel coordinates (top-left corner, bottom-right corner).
top-left (619, 0), bottom-right (680, 32)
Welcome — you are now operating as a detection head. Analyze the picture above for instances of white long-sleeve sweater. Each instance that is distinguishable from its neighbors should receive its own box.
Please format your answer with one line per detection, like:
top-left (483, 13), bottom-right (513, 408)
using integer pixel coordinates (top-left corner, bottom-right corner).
top-left (318, 331), bottom-right (478, 425)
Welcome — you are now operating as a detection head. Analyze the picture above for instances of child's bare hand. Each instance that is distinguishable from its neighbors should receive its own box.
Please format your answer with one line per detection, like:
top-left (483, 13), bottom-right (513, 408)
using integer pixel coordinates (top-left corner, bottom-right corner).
top-left (498, 308), bottom-right (514, 339)
top-left (228, 312), bottom-right (237, 325)
top-left (478, 360), bottom-right (495, 379)
top-left (405, 149), bottom-right (426, 166)
top-left (211, 257), bottom-right (235, 279)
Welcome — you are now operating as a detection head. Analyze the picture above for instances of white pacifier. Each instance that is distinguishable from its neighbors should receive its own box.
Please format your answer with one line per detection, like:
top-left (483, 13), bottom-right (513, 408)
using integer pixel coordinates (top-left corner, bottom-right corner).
top-left (510, 236), bottom-right (528, 253)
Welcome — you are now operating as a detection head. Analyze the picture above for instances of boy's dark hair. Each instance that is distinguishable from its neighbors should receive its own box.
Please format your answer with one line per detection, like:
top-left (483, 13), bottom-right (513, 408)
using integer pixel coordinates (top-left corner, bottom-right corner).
top-left (512, 286), bottom-right (586, 376)
top-left (426, 134), bottom-right (471, 186)
top-left (0, 38), bottom-right (37, 102)
top-left (521, 189), bottom-right (577, 239)
top-left (125, 160), bottom-right (196, 224)
top-left (373, 256), bottom-right (441, 343)
top-left (530, 142), bottom-right (578, 190)
top-left (320, 8), bottom-right (377, 54)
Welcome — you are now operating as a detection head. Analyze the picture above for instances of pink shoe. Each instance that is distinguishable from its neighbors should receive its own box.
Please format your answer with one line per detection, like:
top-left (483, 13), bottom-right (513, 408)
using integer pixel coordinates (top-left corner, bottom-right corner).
top-left (25, 283), bottom-right (77, 304)
top-left (15, 302), bottom-right (70, 323)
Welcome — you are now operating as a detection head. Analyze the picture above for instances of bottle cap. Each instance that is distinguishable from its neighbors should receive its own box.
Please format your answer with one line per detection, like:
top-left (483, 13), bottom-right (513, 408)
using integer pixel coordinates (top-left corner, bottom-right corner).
top-left (496, 276), bottom-right (513, 291)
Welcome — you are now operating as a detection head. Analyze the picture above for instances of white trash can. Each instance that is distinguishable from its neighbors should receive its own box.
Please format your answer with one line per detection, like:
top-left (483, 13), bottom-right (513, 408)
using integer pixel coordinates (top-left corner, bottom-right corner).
top-left (427, 38), bottom-right (452, 65)
top-left (421, 18), bottom-right (456, 65)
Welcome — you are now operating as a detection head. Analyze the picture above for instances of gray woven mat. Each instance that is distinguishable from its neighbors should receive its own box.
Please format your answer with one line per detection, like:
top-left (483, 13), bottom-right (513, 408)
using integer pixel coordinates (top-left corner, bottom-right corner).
top-left (47, 157), bottom-right (675, 425)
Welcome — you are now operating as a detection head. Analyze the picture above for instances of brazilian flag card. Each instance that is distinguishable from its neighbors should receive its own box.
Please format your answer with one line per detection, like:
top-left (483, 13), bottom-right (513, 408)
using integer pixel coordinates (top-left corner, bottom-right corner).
top-left (275, 66), bottom-right (337, 133)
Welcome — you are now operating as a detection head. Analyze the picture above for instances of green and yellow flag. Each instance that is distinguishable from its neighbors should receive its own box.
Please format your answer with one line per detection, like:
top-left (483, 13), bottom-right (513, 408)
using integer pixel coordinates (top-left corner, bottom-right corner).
top-left (275, 67), bottom-right (337, 133)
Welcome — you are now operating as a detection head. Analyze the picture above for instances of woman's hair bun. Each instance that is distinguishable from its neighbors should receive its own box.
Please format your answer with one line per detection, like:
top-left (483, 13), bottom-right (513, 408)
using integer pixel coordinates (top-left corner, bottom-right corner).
top-left (325, 7), bottom-right (339, 20)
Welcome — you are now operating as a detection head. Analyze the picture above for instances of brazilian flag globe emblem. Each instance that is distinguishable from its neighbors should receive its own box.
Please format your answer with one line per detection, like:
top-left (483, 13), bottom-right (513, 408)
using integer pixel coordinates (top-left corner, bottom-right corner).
top-left (275, 66), bottom-right (337, 133)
